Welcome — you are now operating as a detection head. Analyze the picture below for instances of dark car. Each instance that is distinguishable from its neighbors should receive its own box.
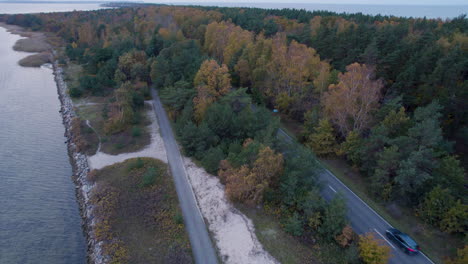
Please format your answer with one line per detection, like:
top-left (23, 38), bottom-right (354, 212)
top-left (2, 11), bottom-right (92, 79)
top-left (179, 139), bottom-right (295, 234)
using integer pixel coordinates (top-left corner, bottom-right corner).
top-left (386, 228), bottom-right (420, 255)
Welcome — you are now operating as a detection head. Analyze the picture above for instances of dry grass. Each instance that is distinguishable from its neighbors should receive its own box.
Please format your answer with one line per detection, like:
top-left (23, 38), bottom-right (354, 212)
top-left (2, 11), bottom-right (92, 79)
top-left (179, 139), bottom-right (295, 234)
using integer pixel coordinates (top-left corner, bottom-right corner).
top-left (90, 158), bottom-right (193, 263)
top-left (237, 204), bottom-right (319, 264)
top-left (13, 37), bottom-right (49, 53)
top-left (18, 52), bottom-right (50, 67)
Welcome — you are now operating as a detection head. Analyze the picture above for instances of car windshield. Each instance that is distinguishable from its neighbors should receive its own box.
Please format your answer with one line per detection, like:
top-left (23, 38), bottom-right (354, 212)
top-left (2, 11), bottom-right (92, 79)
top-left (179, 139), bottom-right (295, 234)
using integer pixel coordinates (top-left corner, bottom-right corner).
top-left (400, 234), bottom-right (418, 248)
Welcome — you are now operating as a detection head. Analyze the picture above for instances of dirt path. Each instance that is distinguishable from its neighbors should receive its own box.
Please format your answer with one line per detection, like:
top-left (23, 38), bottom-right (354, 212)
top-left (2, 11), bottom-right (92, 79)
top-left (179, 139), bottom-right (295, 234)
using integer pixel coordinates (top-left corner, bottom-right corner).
top-left (87, 104), bottom-right (167, 170)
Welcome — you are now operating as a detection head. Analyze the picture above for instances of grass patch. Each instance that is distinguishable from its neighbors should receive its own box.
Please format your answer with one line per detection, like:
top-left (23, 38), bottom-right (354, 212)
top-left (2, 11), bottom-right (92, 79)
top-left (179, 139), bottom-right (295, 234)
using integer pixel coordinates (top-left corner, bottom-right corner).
top-left (236, 204), bottom-right (319, 264)
top-left (90, 158), bottom-right (193, 263)
top-left (75, 103), bottom-right (151, 155)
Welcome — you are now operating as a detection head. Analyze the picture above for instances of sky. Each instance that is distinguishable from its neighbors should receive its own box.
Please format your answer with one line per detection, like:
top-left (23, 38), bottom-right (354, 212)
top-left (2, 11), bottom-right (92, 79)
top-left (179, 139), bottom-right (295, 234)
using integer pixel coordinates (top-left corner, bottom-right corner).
top-left (2, 0), bottom-right (467, 5)
top-left (145, 0), bottom-right (468, 5)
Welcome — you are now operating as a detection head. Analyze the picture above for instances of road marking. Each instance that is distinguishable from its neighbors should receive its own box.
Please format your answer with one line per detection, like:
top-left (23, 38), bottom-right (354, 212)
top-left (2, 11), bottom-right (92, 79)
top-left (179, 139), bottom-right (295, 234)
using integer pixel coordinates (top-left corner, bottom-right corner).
top-left (328, 185), bottom-right (337, 193)
top-left (374, 228), bottom-right (396, 249)
top-left (324, 168), bottom-right (435, 264)
top-left (278, 129), bottom-right (436, 264)
top-left (324, 168), bottom-right (393, 227)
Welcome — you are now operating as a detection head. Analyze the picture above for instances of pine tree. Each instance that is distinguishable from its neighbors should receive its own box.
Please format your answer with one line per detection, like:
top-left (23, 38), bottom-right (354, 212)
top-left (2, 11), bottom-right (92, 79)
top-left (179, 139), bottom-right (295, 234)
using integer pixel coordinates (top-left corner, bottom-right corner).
top-left (339, 130), bottom-right (362, 165)
top-left (307, 118), bottom-right (337, 157)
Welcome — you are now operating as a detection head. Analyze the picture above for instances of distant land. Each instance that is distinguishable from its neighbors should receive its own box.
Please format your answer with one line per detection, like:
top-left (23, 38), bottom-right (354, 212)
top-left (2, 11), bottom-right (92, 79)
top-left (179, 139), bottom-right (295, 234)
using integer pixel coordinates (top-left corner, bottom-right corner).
top-left (0, 1), bottom-right (467, 18)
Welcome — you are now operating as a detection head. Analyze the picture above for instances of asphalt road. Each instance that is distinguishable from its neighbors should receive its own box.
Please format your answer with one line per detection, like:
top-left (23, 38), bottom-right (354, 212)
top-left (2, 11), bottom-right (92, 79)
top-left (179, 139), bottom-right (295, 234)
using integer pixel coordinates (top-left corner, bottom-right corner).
top-left (277, 129), bottom-right (435, 264)
top-left (151, 89), bottom-right (218, 264)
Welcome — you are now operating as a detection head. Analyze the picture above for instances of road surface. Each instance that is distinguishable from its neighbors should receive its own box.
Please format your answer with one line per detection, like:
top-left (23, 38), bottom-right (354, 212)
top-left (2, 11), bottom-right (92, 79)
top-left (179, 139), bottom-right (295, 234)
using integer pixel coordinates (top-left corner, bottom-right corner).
top-left (277, 129), bottom-right (435, 264)
top-left (151, 89), bottom-right (218, 264)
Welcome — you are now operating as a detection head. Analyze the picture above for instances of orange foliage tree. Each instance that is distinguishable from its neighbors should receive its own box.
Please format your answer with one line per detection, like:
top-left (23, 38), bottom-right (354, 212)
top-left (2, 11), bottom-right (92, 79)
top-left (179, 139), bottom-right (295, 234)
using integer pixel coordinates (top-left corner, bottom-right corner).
top-left (220, 146), bottom-right (284, 205)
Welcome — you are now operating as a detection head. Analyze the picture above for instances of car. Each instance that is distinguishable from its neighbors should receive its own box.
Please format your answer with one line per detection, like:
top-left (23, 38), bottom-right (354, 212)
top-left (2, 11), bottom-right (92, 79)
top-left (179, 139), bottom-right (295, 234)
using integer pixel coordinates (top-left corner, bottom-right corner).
top-left (386, 228), bottom-right (420, 255)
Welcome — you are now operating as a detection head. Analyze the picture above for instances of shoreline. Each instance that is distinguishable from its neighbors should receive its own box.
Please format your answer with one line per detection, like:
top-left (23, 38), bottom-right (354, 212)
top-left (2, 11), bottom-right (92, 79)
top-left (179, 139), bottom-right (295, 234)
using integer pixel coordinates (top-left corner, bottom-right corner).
top-left (0, 22), bottom-right (52, 67)
top-left (1, 22), bottom-right (280, 264)
top-left (53, 59), bottom-right (106, 264)
top-left (0, 22), bottom-right (105, 263)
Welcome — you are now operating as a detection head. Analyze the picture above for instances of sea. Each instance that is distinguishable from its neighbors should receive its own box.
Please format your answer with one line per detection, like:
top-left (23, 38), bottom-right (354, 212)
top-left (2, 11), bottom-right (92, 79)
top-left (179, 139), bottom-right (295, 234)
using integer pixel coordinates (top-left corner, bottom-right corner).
top-left (0, 3), bottom-right (102, 264)
top-left (169, 2), bottom-right (468, 19)
top-left (0, 1), bottom-right (465, 264)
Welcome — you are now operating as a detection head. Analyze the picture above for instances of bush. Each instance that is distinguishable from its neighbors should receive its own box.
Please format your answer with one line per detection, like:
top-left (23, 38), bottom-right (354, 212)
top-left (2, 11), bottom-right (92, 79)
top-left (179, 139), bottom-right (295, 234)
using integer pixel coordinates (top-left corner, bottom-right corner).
top-left (284, 212), bottom-right (304, 237)
top-left (201, 146), bottom-right (225, 174)
top-left (115, 143), bottom-right (124, 150)
top-left (132, 126), bottom-right (142, 138)
top-left (128, 158), bottom-right (144, 171)
top-left (173, 212), bottom-right (184, 225)
top-left (69, 87), bottom-right (83, 98)
top-left (141, 167), bottom-right (158, 187)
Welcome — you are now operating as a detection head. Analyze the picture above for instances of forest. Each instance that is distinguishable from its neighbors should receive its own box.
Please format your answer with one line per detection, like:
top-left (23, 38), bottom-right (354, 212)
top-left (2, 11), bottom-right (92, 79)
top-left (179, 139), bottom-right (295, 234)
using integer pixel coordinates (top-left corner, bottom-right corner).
top-left (1, 4), bottom-right (466, 263)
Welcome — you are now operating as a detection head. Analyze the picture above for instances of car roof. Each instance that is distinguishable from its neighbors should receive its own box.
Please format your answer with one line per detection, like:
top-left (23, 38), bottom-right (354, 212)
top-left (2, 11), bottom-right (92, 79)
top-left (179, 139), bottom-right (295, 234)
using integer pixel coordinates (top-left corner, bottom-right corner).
top-left (399, 234), bottom-right (418, 248)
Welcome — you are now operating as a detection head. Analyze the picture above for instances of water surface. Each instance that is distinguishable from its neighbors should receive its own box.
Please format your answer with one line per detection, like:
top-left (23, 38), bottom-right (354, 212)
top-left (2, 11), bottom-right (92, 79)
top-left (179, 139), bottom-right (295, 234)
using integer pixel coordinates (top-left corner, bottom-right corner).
top-left (0, 2), bottom-right (103, 14)
top-left (0, 26), bottom-right (86, 264)
top-left (170, 2), bottom-right (468, 19)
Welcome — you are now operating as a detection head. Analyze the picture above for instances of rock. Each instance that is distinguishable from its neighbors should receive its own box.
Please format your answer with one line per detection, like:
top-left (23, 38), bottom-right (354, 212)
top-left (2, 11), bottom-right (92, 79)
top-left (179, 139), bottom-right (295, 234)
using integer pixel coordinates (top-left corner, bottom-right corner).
top-left (52, 60), bottom-right (105, 263)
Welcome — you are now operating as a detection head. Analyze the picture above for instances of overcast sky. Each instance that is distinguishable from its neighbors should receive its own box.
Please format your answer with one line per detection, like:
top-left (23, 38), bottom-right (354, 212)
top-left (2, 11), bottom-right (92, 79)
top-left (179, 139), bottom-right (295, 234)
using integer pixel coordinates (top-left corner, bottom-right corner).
top-left (3, 0), bottom-right (467, 5)
top-left (146, 0), bottom-right (467, 5)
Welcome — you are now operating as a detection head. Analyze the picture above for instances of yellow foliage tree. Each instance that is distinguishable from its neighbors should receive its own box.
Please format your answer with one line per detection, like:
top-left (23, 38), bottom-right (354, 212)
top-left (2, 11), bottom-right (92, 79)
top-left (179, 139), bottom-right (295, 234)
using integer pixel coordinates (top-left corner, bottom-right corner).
top-left (193, 59), bottom-right (231, 122)
top-left (358, 232), bottom-right (391, 264)
top-left (306, 118), bottom-right (337, 157)
top-left (445, 245), bottom-right (468, 264)
top-left (204, 21), bottom-right (254, 65)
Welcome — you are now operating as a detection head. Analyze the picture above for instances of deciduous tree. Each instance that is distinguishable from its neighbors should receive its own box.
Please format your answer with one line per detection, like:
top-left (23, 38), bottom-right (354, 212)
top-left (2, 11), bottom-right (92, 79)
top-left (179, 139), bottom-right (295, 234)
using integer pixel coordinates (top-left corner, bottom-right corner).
top-left (323, 63), bottom-right (383, 136)
top-left (193, 59), bottom-right (232, 122)
top-left (358, 232), bottom-right (391, 264)
top-left (445, 245), bottom-right (468, 264)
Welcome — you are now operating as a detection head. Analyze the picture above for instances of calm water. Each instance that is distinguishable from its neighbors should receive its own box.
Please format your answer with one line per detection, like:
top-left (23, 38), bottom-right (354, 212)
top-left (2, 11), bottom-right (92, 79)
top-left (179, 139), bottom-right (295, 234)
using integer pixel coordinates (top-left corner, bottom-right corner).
top-left (171, 2), bottom-right (468, 19)
top-left (0, 2), bottom-right (103, 14)
top-left (0, 3), bottom-right (104, 263)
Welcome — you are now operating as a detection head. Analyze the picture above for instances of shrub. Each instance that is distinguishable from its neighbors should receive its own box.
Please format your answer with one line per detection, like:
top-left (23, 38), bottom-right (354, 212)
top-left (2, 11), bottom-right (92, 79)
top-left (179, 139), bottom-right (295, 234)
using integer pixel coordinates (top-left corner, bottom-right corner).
top-left (173, 212), bottom-right (184, 225)
top-left (115, 143), bottom-right (124, 150)
top-left (141, 167), bottom-right (158, 187)
top-left (335, 225), bottom-right (355, 248)
top-left (201, 146), bottom-right (225, 174)
top-left (128, 158), bottom-right (144, 171)
top-left (284, 212), bottom-right (304, 237)
top-left (132, 126), bottom-right (142, 138)
top-left (69, 87), bottom-right (82, 98)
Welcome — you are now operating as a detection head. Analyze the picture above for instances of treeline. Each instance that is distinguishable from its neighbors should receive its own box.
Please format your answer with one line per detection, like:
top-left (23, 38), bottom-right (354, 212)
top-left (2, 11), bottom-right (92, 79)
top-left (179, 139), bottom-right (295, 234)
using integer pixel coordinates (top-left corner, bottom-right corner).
top-left (2, 4), bottom-right (466, 262)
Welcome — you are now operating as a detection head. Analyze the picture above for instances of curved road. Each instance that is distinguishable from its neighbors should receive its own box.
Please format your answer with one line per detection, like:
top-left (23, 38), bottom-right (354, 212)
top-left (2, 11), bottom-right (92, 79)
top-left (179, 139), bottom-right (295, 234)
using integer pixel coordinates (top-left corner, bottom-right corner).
top-left (277, 130), bottom-right (436, 264)
top-left (151, 89), bottom-right (218, 264)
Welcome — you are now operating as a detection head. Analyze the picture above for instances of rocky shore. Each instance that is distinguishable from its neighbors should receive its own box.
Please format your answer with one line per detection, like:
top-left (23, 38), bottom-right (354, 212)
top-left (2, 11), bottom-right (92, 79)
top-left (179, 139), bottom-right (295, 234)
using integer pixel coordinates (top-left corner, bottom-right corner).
top-left (52, 59), bottom-right (107, 264)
